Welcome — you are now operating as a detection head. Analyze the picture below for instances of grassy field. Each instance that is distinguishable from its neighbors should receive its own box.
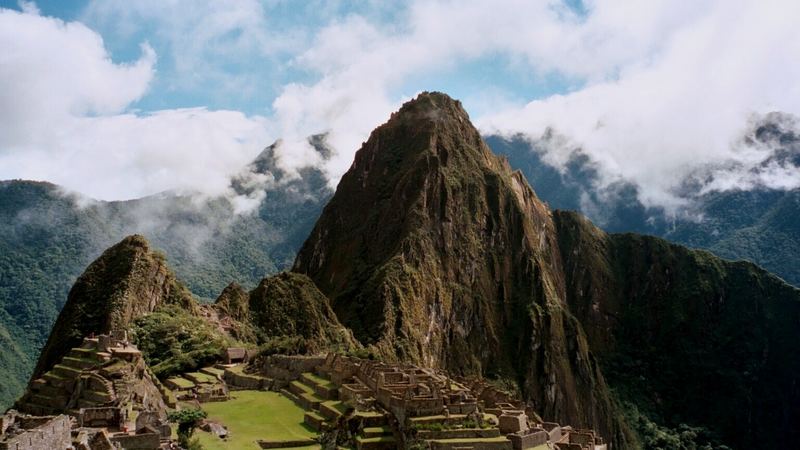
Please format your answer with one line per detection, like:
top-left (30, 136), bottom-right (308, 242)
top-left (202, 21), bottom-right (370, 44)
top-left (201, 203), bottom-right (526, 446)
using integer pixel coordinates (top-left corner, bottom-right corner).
top-left (195, 390), bottom-right (319, 450)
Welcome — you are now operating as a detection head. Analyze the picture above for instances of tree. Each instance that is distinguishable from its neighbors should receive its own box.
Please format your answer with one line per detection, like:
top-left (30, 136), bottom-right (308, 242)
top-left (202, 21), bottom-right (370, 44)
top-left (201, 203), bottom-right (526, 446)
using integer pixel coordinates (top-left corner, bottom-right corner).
top-left (168, 408), bottom-right (208, 446)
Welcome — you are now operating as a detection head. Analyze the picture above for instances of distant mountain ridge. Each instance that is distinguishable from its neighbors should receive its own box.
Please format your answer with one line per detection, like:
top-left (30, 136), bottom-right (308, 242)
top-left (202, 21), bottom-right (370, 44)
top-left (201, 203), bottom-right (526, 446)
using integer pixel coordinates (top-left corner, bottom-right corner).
top-left (485, 115), bottom-right (800, 287)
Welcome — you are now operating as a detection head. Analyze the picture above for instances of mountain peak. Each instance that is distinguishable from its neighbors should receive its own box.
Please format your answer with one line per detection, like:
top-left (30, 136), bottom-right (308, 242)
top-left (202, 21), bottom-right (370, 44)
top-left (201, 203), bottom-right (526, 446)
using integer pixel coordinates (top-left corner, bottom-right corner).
top-left (30, 234), bottom-right (195, 380)
top-left (390, 91), bottom-right (470, 124)
top-left (293, 94), bottom-right (621, 442)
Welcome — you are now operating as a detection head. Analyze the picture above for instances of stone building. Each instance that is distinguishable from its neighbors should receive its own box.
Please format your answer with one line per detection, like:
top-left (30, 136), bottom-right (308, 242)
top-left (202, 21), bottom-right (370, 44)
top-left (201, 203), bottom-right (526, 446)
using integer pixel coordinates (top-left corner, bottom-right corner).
top-left (0, 410), bottom-right (72, 450)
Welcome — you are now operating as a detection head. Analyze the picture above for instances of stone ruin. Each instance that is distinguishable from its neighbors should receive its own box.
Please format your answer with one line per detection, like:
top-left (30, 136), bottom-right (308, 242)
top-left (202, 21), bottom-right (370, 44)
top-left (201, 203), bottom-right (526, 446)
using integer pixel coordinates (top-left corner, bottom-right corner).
top-left (9, 331), bottom-right (173, 450)
top-left (222, 352), bottom-right (608, 450)
top-left (0, 410), bottom-right (72, 450)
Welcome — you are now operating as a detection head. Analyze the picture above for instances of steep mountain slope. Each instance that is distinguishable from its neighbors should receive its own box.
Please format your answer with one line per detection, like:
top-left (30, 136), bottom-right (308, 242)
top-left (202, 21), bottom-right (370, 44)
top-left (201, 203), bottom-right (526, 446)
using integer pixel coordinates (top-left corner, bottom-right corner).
top-left (0, 144), bottom-right (329, 408)
top-left (294, 92), bottom-right (630, 445)
top-left (555, 211), bottom-right (800, 449)
top-left (486, 122), bottom-right (800, 287)
top-left (31, 235), bottom-right (196, 380)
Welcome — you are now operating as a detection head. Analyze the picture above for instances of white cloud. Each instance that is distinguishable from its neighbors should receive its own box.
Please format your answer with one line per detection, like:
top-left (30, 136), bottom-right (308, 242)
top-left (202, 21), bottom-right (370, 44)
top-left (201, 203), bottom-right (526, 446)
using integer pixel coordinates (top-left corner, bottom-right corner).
top-left (2, 0), bottom-right (799, 212)
top-left (269, 0), bottom-right (800, 210)
top-left (0, 6), bottom-right (271, 201)
top-left (81, 0), bottom-right (305, 101)
top-left (477, 0), bottom-right (800, 210)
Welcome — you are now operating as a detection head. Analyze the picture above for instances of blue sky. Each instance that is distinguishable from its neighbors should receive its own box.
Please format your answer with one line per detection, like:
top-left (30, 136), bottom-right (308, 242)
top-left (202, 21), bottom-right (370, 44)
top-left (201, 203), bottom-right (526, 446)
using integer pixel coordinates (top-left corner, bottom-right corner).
top-left (0, 0), bottom-right (582, 116)
top-left (1, 0), bottom-right (798, 209)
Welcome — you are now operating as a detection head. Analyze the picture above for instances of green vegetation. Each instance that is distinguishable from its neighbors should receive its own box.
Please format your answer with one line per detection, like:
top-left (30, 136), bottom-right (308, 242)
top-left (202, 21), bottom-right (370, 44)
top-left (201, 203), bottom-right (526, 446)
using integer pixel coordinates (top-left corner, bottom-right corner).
top-left (167, 377), bottom-right (196, 389)
top-left (622, 402), bottom-right (731, 450)
top-left (169, 408), bottom-right (208, 447)
top-left (32, 234), bottom-right (196, 382)
top-left (256, 335), bottom-right (309, 357)
top-left (0, 169), bottom-right (328, 408)
top-left (131, 305), bottom-right (233, 378)
top-left (196, 390), bottom-right (318, 450)
top-left (555, 210), bottom-right (800, 449)
top-left (248, 272), bottom-right (358, 354)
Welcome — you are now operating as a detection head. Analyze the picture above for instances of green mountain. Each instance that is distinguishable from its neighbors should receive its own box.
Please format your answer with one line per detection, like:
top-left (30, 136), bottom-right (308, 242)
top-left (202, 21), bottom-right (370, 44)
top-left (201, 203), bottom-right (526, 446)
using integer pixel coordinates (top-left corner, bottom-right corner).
top-left (294, 92), bottom-right (800, 448)
top-left (0, 142), bottom-right (331, 409)
top-left (15, 233), bottom-right (355, 417)
top-left (556, 211), bottom-right (800, 448)
top-left (294, 92), bottom-right (627, 443)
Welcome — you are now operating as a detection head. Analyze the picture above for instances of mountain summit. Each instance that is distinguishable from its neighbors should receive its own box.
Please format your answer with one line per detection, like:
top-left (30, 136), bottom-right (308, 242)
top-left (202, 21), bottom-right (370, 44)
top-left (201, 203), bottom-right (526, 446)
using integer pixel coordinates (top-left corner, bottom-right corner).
top-left (294, 92), bottom-right (626, 443)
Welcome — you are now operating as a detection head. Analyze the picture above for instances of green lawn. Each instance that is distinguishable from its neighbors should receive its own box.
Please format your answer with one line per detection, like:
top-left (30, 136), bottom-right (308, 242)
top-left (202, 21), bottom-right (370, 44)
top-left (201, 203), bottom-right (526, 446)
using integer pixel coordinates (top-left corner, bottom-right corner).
top-left (195, 390), bottom-right (319, 450)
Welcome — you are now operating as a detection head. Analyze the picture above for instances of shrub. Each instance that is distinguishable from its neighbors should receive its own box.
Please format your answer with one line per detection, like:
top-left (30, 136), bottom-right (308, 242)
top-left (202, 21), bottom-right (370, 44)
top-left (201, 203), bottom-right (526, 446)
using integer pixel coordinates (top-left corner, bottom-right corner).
top-left (131, 305), bottom-right (234, 378)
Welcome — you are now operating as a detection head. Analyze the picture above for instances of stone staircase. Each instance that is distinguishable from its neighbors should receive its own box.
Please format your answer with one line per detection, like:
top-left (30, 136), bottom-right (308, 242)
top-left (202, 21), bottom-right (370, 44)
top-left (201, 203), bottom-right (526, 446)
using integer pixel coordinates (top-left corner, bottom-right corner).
top-left (282, 372), bottom-right (396, 450)
top-left (16, 345), bottom-right (113, 415)
top-left (355, 425), bottom-right (396, 450)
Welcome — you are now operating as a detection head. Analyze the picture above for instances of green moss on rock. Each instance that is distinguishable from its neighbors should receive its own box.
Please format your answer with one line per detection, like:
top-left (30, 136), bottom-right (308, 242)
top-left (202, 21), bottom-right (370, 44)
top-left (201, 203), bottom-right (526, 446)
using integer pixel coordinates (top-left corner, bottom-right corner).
top-left (248, 272), bottom-right (358, 354)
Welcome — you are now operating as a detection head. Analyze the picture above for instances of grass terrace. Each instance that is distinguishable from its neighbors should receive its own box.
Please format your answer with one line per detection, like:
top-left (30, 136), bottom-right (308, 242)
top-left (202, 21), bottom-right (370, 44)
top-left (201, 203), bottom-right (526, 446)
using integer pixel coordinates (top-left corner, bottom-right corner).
top-left (301, 372), bottom-right (334, 388)
top-left (167, 377), bottom-right (195, 389)
top-left (196, 390), bottom-right (320, 450)
top-left (186, 371), bottom-right (217, 384)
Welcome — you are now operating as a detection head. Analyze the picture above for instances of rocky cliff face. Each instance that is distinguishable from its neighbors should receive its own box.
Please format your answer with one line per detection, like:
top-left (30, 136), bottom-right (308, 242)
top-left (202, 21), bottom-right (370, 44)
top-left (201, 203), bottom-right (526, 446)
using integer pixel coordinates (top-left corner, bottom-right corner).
top-left (293, 92), bottom-right (630, 445)
top-left (31, 235), bottom-right (196, 381)
top-left (555, 211), bottom-right (800, 449)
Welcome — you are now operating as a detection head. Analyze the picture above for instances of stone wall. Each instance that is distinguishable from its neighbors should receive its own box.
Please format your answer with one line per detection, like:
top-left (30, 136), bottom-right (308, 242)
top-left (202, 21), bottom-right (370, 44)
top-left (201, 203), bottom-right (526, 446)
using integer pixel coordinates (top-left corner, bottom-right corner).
top-left (257, 438), bottom-right (318, 448)
top-left (429, 438), bottom-right (512, 450)
top-left (109, 431), bottom-right (161, 449)
top-left (416, 428), bottom-right (501, 440)
top-left (554, 443), bottom-right (582, 450)
top-left (0, 414), bottom-right (71, 450)
top-left (542, 422), bottom-right (562, 443)
top-left (257, 355), bottom-right (325, 382)
top-left (78, 407), bottom-right (123, 428)
top-left (569, 430), bottom-right (594, 446)
top-left (223, 369), bottom-right (272, 390)
top-left (319, 354), bottom-right (360, 385)
top-left (508, 429), bottom-right (547, 450)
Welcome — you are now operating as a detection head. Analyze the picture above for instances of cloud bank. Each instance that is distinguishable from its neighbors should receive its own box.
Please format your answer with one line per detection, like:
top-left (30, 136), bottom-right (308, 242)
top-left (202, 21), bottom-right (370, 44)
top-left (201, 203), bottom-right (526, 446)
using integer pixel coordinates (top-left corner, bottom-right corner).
top-left (1, 0), bottom-right (799, 213)
top-left (0, 6), bottom-right (270, 201)
top-left (479, 0), bottom-right (800, 211)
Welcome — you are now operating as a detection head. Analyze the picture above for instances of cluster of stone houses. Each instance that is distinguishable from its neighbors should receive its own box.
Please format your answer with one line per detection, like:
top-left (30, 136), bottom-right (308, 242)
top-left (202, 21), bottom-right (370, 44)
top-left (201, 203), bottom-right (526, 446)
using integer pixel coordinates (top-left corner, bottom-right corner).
top-left (223, 352), bottom-right (608, 450)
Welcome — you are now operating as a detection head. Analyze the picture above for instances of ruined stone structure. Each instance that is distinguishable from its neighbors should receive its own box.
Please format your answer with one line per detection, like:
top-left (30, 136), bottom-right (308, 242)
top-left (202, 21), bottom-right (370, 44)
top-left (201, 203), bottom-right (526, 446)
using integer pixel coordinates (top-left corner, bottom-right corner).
top-left (16, 333), bottom-right (167, 420)
top-left (224, 347), bottom-right (249, 365)
top-left (0, 410), bottom-right (72, 450)
top-left (240, 353), bottom-right (608, 450)
top-left (11, 333), bottom-right (171, 450)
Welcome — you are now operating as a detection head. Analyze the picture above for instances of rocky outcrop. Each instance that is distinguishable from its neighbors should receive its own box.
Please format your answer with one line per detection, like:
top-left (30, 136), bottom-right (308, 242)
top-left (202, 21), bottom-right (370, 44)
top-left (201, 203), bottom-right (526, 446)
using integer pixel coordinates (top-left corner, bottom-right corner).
top-left (211, 282), bottom-right (256, 342)
top-left (293, 92), bottom-right (630, 445)
top-left (31, 235), bottom-right (195, 381)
